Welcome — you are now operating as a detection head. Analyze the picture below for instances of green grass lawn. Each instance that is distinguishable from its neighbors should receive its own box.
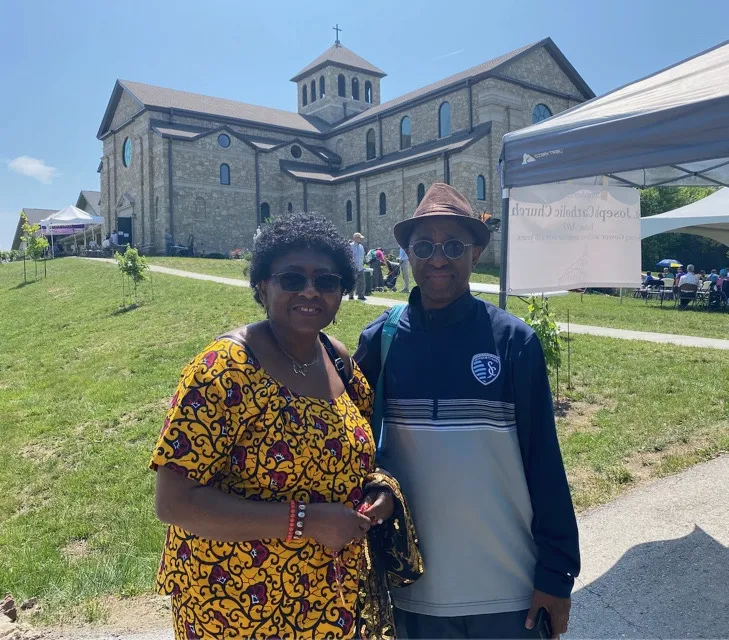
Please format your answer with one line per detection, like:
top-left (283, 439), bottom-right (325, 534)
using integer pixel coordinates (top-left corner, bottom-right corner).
top-left (1, 258), bottom-right (727, 622)
top-left (146, 257), bottom-right (729, 341)
top-left (145, 256), bottom-right (250, 280)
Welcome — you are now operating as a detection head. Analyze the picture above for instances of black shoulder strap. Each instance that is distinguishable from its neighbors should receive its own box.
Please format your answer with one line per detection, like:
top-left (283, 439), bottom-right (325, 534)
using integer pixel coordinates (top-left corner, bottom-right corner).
top-left (319, 333), bottom-right (354, 398)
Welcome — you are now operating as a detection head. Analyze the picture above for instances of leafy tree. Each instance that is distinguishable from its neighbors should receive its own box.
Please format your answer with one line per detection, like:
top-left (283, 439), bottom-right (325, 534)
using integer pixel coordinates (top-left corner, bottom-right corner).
top-left (641, 187), bottom-right (728, 271)
top-left (114, 247), bottom-right (149, 306)
top-left (20, 212), bottom-right (49, 282)
top-left (523, 295), bottom-right (562, 376)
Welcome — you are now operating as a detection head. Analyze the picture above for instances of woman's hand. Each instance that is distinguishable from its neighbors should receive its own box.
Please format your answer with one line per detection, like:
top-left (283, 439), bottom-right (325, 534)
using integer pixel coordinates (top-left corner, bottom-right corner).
top-left (306, 503), bottom-right (373, 552)
top-left (358, 488), bottom-right (394, 525)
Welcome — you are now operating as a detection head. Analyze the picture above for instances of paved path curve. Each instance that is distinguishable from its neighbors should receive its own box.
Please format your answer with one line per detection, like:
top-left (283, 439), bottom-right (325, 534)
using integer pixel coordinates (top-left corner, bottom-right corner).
top-left (85, 258), bottom-right (729, 351)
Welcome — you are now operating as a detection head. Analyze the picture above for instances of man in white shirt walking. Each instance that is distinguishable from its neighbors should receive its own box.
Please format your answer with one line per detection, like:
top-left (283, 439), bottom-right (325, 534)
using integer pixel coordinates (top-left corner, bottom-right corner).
top-left (399, 245), bottom-right (411, 293)
top-left (349, 232), bottom-right (366, 301)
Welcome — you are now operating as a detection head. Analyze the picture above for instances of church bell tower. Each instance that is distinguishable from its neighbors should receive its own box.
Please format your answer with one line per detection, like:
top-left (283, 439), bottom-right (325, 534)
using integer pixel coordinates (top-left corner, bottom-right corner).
top-left (291, 25), bottom-right (386, 125)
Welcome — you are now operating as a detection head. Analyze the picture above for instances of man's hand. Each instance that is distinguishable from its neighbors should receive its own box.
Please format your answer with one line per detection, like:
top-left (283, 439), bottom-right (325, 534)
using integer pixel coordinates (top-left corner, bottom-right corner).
top-left (525, 590), bottom-right (571, 639)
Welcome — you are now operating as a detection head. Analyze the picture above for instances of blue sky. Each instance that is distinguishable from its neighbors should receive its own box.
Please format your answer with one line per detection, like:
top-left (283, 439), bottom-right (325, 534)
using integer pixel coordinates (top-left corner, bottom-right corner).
top-left (2, 0), bottom-right (728, 249)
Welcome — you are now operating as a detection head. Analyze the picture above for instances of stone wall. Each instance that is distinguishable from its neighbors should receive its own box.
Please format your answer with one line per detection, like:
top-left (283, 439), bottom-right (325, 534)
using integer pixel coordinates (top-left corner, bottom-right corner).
top-left (109, 89), bottom-right (143, 131)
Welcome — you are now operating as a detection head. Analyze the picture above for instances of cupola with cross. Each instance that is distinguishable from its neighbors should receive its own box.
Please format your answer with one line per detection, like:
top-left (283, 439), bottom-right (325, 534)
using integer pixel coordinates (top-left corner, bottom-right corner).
top-left (291, 25), bottom-right (386, 124)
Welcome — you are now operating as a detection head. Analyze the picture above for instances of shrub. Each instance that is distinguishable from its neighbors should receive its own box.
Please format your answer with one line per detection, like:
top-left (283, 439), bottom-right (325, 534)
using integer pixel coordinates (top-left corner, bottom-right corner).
top-left (115, 248), bottom-right (149, 305)
top-left (523, 295), bottom-right (562, 376)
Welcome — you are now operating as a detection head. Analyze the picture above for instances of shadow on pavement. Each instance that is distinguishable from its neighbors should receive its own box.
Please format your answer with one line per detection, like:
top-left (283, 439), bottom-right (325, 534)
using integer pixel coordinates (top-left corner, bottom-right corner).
top-left (570, 526), bottom-right (728, 638)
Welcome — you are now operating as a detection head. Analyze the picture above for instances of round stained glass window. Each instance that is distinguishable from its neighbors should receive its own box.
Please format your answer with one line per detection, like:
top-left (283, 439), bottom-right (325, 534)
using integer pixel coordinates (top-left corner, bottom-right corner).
top-left (122, 137), bottom-right (132, 167)
top-left (532, 104), bottom-right (552, 124)
top-left (291, 145), bottom-right (302, 159)
top-left (218, 134), bottom-right (231, 148)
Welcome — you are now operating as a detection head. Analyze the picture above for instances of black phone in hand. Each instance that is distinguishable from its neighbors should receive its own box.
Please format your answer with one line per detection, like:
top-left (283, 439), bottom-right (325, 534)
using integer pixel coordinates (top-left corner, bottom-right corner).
top-left (535, 607), bottom-right (552, 639)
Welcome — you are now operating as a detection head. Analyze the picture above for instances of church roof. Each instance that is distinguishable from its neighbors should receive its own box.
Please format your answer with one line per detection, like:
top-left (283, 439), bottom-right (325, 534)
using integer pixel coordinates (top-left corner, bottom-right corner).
top-left (282, 121), bottom-right (492, 184)
top-left (290, 44), bottom-right (386, 82)
top-left (330, 38), bottom-right (593, 132)
top-left (98, 80), bottom-right (331, 138)
top-left (77, 190), bottom-right (101, 215)
top-left (11, 208), bottom-right (58, 250)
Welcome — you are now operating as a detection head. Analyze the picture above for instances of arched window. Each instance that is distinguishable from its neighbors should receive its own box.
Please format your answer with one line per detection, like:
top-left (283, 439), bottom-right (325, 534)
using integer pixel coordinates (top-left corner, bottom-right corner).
top-left (417, 183), bottom-right (425, 204)
top-left (400, 116), bottom-right (411, 150)
top-left (346, 200), bottom-right (353, 222)
top-left (533, 103), bottom-right (552, 123)
top-left (260, 202), bottom-right (270, 223)
top-left (352, 78), bottom-right (360, 101)
top-left (319, 76), bottom-right (325, 98)
top-left (439, 102), bottom-right (452, 137)
top-left (302, 85), bottom-right (308, 106)
top-left (379, 192), bottom-right (387, 216)
top-left (311, 80), bottom-right (316, 102)
top-left (338, 74), bottom-right (346, 97)
top-left (477, 175), bottom-right (486, 201)
top-left (364, 81), bottom-right (373, 104)
top-left (366, 128), bottom-right (376, 160)
top-left (220, 163), bottom-right (230, 185)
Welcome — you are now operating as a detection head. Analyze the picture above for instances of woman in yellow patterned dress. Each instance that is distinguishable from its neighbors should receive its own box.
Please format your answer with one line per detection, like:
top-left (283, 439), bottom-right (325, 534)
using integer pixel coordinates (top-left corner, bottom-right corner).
top-left (151, 213), bottom-right (418, 639)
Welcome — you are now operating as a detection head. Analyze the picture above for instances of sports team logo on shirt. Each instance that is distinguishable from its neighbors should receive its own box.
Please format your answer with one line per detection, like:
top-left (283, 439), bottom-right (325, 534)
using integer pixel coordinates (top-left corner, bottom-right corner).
top-left (471, 353), bottom-right (501, 386)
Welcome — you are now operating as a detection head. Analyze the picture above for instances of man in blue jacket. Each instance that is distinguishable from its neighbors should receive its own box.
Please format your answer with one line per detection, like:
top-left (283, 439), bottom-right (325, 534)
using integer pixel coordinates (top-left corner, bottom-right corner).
top-left (354, 183), bottom-right (579, 639)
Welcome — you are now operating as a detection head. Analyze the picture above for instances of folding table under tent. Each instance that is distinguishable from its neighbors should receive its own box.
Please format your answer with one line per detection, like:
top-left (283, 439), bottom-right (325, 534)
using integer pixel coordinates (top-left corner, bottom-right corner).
top-left (40, 205), bottom-right (105, 257)
top-left (498, 39), bottom-right (729, 308)
top-left (641, 187), bottom-right (729, 247)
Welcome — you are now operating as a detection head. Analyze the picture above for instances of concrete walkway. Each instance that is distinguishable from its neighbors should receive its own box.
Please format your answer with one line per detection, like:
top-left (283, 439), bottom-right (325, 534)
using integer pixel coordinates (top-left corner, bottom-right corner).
top-left (83, 258), bottom-right (729, 350)
top-left (568, 454), bottom-right (729, 639)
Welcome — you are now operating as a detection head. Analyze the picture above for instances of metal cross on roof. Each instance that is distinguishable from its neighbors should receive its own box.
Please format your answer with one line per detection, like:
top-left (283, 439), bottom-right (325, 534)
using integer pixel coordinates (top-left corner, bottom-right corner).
top-left (333, 24), bottom-right (342, 46)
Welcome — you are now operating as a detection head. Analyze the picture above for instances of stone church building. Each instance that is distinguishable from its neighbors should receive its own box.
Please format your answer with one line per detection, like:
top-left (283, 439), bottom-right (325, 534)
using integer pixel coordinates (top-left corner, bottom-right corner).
top-left (96, 36), bottom-right (593, 262)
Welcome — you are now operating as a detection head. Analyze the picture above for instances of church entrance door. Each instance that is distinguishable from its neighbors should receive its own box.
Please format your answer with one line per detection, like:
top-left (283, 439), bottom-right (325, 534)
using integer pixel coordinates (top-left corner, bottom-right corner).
top-left (117, 217), bottom-right (133, 248)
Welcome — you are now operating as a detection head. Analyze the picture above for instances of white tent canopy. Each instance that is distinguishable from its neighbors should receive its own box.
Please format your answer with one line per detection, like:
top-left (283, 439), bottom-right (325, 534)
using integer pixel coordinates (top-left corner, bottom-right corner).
top-left (40, 205), bottom-right (104, 227)
top-left (641, 188), bottom-right (729, 246)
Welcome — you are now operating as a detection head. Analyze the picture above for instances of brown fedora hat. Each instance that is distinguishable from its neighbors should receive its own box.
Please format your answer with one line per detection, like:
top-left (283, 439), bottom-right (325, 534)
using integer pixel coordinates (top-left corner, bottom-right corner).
top-left (394, 183), bottom-right (491, 249)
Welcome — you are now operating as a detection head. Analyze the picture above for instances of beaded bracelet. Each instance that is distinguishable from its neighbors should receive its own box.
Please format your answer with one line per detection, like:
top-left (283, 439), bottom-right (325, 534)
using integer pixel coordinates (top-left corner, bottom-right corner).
top-left (286, 500), bottom-right (297, 541)
top-left (286, 501), bottom-right (307, 541)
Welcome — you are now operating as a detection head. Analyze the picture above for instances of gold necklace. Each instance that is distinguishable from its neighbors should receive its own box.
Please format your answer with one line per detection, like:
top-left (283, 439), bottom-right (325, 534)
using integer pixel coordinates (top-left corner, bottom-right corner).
top-left (269, 325), bottom-right (319, 376)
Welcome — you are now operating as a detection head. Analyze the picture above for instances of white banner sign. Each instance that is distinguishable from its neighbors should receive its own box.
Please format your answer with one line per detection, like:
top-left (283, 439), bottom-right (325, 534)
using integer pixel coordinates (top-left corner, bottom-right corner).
top-left (506, 184), bottom-right (641, 294)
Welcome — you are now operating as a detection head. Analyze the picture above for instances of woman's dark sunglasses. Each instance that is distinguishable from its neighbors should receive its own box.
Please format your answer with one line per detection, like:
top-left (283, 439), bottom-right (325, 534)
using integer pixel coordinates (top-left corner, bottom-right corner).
top-left (410, 239), bottom-right (472, 260)
top-left (271, 271), bottom-right (343, 294)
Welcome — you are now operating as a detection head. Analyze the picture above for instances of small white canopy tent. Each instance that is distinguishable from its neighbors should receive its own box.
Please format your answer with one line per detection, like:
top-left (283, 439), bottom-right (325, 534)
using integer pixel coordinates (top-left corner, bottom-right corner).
top-left (40, 206), bottom-right (104, 256)
top-left (641, 188), bottom-right (729, 246)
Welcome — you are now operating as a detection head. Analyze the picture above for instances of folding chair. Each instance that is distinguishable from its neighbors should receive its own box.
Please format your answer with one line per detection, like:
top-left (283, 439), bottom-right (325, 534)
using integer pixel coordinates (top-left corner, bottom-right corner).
top-left (675, 283), bottom-right (699, 309)
top-left (696, 280), bottom-right (712, 309)
top-left (659, 278), bottom-right (675, 306)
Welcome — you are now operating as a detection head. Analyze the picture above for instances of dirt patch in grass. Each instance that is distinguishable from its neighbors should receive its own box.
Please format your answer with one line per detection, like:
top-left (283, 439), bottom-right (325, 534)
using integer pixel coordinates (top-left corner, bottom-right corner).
top-left (60, 539), bottom-right (90, 563)
top-left (557, 400), bottom-right (604, 436)
top-left (30, 594), bottom-right (171, 639)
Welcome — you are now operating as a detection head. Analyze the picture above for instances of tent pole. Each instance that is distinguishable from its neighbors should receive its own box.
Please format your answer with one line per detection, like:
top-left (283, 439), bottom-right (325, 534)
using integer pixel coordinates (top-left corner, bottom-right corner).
top-left (498, 191), bottom-right (510, 310)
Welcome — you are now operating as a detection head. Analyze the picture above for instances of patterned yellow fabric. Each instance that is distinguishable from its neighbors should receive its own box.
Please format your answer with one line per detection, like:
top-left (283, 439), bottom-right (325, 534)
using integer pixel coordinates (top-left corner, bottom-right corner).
top-left (150, 338), bottom-right (375, 639)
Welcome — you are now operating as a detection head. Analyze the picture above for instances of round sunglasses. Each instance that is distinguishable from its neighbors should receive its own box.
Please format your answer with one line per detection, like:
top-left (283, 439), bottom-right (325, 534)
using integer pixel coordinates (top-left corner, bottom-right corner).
top-left (410, 239), bottom-right (472, 260)
top-left (271, 271), bottom-right (343, 294)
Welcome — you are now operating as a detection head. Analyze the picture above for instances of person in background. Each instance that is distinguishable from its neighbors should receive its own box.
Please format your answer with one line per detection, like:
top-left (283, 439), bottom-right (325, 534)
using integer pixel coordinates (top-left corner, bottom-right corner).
top-left (349, 232), bottom-right (366, 301)
top-left (355, 183), bottom-right (579, 640)
top-left (679, 264), bottom-right (700, 287)
top-left (111, 229), bottom-right (119, 246)
top-left (165, 229), bottom-right (173, 256)
top-left (662, 267), bottom-right (673, 280)
top-left (399, 245), bottom-right (411, 293)
top-left (707, 269), bottom-right (719, 284)
top-left (699, 269), bottom-right (707, 282)
top-left (102, 235), bottom-right (111, 250)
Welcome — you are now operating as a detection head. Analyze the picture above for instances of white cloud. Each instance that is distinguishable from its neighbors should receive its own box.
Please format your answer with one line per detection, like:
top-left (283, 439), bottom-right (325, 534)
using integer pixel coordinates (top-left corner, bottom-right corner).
top-left (433, 49), bottom-right (465, 61)
top-left (8, 156), bottom-right (59, 184)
